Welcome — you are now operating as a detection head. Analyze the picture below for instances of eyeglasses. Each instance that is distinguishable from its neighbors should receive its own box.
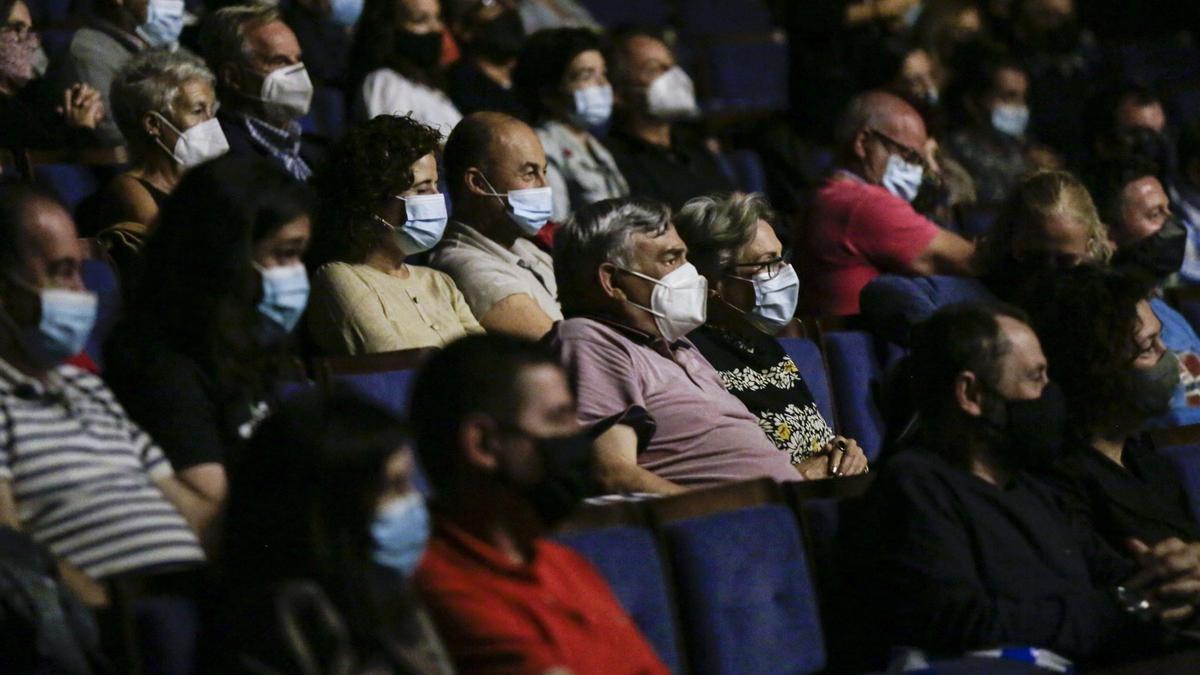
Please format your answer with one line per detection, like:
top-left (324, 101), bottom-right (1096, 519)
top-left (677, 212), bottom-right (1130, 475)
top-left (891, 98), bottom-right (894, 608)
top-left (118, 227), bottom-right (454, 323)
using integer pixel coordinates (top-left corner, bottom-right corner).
top-left (728, 251), bottom-right (791, 281)
top-left (867, 128), bottom-right (926, 168)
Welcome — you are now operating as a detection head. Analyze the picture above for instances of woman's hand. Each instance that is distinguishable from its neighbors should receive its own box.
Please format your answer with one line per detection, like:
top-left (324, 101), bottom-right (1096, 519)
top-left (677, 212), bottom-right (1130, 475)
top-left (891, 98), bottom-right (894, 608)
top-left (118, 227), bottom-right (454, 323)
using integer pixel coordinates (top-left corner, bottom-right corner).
top-left (57, 83), bottom-right (106, 130)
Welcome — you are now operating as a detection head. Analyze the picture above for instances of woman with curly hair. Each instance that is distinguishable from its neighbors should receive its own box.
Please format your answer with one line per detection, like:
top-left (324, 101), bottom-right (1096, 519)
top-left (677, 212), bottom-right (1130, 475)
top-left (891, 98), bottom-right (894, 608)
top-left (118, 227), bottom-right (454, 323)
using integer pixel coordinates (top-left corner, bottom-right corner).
top-left (307, 114), bottom-right (482, 356)
top-left (1019, 265), bottom-right (1198, 556)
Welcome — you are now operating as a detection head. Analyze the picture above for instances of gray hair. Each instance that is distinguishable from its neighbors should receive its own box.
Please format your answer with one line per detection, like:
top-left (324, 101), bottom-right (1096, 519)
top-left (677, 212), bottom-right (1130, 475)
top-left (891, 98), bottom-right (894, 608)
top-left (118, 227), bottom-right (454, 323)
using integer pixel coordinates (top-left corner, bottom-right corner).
top-left (111, 49), bottom-right (215, 154)
top-left (674, 193), bottom-right (773, 280)
top-left (554, 198), bottom-right (672, 311)
top-left (199, 3), bottom-right (281, 82)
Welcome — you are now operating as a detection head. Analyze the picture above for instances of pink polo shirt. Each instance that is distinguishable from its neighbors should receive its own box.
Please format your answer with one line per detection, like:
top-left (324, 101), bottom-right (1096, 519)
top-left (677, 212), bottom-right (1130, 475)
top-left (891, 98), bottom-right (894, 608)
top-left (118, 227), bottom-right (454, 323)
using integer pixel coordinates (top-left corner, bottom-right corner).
top-left (799, 174), bottom-right (941, 316)
top-left (546, 317), bottom-right (800, 486)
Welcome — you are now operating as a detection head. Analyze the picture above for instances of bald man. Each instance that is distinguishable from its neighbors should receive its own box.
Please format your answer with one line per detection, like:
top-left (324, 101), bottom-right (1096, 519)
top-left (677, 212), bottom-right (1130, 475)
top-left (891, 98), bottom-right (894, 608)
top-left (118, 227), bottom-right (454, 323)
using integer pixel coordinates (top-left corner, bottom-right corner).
top-left (0, 186), bottom-right (210, 606)
top-left (430, 112), bottom-right (563, 340)
top-left (798, 91), bottom-right (976, 316)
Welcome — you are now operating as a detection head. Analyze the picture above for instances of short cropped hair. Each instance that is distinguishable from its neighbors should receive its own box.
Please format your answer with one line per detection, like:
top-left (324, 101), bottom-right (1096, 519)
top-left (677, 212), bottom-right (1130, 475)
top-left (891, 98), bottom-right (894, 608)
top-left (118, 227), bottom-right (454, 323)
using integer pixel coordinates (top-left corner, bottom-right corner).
top-left (111, 50), bottom-right (216, 156)
top-left (409, 335), bottom-right (560, 496)
top-left (674, 193), bottom-right (773, 280)
top-left (554, 197), bottom-right (672, 312)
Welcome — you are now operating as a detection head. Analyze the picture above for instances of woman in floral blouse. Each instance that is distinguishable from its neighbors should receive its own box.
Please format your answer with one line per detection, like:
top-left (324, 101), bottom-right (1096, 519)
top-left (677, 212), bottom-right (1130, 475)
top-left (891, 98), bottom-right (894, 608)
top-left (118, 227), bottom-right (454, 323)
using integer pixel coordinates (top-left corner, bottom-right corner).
top-left (676, 193), bottom-right (868, 478)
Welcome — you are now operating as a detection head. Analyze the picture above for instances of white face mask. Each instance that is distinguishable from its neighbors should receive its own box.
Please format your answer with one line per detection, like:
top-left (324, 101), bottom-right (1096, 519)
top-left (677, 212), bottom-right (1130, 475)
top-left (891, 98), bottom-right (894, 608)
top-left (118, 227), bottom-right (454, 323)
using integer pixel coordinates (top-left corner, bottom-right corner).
top-left (374, 192), bottom-right (449, 255)
top-left (153, 113), bottom-right (229, 168)
top-left (881, 153), bottom-right (924, 202)
top-left (618, 262), bottom-right (708, 342)
top-left (730, 263), bottom-right (800, 335)
top-left (991, 103), bottom-right (1030, 138)
top-left (570, 84), bottom-right (613, 128)
top-left (259, 63), bottom-right (313, 118)
top-left (646, 65), bottom-right (699, 120)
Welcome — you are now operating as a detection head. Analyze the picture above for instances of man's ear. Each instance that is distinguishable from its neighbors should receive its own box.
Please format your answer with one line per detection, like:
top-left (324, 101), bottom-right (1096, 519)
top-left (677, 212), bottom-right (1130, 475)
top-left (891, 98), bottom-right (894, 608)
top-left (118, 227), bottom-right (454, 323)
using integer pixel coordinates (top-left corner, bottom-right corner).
top-left (464, 168), bottom-right (493, 197)
top-left (954, 371), bottom-right (986, 417)
top-left (459, 413), bottom-right (501, 472)
top-left (598, 261), bottom-right (625, 301)
top-left (852, 128), bottom-right (870, 163)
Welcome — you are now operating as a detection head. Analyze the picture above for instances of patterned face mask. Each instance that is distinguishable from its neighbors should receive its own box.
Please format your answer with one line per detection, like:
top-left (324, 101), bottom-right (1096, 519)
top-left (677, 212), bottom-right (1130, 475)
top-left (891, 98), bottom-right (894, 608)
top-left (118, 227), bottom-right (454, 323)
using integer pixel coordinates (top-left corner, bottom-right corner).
top-left (0, 30), bottom-right (39, 88)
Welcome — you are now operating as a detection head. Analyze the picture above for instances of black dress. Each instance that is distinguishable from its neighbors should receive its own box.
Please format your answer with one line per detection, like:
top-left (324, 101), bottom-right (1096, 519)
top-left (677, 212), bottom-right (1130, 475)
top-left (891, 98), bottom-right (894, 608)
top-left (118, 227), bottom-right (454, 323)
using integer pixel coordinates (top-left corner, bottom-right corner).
top-left (689, 324), bottom-right (835, 462)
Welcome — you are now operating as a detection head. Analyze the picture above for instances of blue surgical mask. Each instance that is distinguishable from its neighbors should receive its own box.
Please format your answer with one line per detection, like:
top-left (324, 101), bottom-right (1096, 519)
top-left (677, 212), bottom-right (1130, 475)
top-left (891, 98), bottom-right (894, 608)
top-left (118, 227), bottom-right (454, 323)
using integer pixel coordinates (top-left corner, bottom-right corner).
top-left (881, 153), bottom-right (924, 203)
top-left (256, 263), bottom-right (309, 336)
top-left (375, 193), bottom-right (449, 255)
top-left (136, 0), bottom-right (185, 48)
top-left (730, 263), bottom-right (800, 334)
top-left (570, 84), bottom-right (613, 128)
top-left (372, 492), bottom-right (430, 577)
top-left (329, 0), bottom-right (364, 27)
top-left (991, 103), bottom-right (1030, 138)
top-left (480, 174), bottom-right (553, 236)
top-left (3, 286), bottom-right (98, 369)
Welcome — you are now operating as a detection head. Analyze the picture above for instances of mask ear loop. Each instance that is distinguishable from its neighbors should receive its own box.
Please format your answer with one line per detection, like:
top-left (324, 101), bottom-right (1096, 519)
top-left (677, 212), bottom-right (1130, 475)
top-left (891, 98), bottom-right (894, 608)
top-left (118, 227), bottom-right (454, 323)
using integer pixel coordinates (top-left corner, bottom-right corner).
top-left (475, 171), bottom-right (510, 212)
top-left (149, 111), bottom-right (187, 164)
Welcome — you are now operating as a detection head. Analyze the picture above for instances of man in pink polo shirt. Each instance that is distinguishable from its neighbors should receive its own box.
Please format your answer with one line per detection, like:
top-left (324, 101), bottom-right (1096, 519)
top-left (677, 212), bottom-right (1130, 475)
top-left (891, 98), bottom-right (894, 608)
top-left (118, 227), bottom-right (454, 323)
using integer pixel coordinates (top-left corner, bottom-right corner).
top-left (799, 91), bottom-right (976, 316)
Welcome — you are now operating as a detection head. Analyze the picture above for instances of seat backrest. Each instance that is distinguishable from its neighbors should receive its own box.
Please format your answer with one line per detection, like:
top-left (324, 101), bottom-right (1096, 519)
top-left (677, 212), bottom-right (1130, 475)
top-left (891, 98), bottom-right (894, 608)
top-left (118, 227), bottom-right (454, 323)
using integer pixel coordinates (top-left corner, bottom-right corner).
top-left (822, 331), bottom-right (885, 461)
top-left (299, 86), bottom-right (347, 140)
top-left (578, 0), bottom-right (671, 27)
top-left (727, 149), bottom-right (768, 194)
top-left (699, 39), bottom-right (789, 113)
top-left (777, 337), bottom-right (835, 429)
top-left (661, 503), bottom-right (826, 674)
top-left (554, 526), bottom-right (684, 672)
top-left (679, 0), bottom-right (775, 35)
top-left (34, 164), bottom-right (100, 214)
top-left (131, 595), bottom-right (200, 675)
top-left (81, 257), bottom-right (120, 370)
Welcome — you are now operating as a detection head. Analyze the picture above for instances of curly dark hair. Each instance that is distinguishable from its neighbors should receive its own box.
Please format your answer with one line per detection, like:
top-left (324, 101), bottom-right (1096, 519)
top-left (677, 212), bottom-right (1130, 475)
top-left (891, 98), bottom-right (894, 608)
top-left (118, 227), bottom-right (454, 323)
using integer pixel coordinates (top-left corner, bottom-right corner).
top-left (1017, 264), bottom-right (1155, 437)
top-left (308, 114), bottom-right (443, 268)
top-left (512, 28), bottom-right (605, 123)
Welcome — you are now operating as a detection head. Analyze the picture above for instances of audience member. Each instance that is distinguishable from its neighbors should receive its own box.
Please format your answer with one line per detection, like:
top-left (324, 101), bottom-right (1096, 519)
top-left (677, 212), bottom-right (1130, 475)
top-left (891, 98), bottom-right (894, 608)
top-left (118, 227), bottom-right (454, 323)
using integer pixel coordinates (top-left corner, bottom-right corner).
top-left (913, 0), bottom-right (987, 76)
top-left (604, 27), bottom-right (735, 211)
top-left (514, 28), bottom-right (628, 223)
top-left (200, 4), bottom-right (319, 181)
top-left (90, 50), bottom-right (226, 239)
top-left (675, 193), bottom-right (868, 474)
top-left (210, 393), bottom-right (452, 673)
top-left (848, 302), bottom-right (1200, 665)
top-left (1171, 120), bottom-right (1200, 283)
top-left (53, 0), bottom-right (184, 147)
top-left (0, 185), bottom-right (205, 606)
top-left (104, 156), bottom-right (313, 544)
top-left (1091, 84), bottom-right (1172, 172)
top-left (307, 114), bottom-right (483, 355)
top-left (409, 333), bottom-right (669, 673)
top-left (281, 0), bottom-right (357, 90)
top-left (550, 198), bottom-right (861, 492)
top-left (799, 90), bottom-right (975, 316)
top-left (1020, 266), bottom-right (1199, 554)
top-left (0, 0), bottom-right (106, 150)
top-left (516, 0), bottom-right (598, 33)
top-left (430, 112), bottom-right (562, 338)
top-left (351, 0), bottom-right (462, 135)
top-left (444, 0), bottom-right (526, 117)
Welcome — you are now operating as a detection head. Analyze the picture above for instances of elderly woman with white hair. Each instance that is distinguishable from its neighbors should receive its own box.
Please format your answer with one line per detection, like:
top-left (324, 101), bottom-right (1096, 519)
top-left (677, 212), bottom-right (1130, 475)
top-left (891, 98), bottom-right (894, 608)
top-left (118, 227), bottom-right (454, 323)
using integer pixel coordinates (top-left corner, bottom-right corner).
top-left (675, 192), bottom-right (867, 476)
top-left (91, 49), bottom-right (228, 234)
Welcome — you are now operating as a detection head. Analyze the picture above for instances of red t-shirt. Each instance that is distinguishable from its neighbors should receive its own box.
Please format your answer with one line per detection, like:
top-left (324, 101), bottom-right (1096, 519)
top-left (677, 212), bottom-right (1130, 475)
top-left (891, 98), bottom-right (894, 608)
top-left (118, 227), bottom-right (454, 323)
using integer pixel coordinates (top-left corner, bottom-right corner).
top-left (415, 519), bottom-right (669, 675)
top-left (799, 175), bottom-right (941, 316)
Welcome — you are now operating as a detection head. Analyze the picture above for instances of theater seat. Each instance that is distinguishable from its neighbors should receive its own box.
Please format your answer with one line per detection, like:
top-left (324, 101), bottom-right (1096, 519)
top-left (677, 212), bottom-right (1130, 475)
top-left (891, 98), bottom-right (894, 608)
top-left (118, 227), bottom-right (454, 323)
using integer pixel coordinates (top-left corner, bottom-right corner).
top-left (81, 257), bottom-right (120, 370)
top-left (554, 526), bottom-right (684, 672)
top-left (679, 0), bottom-right (776, 35)
top-left (778, 337), bottom-right (836, 432)
top-left (299, 86), bottom-right (347, 140)
top-left (699, 40), bottom-right (789, 113)
top-left (132, 595), bottom-right (200, 675)
top-left (823, 331), bottom-right (885, 461)
top-left (578, 0), bottom-right (671, 28)
top-left (727, 149), bottom-right (768, 195)
top-left (661, 504), bottom-right (826, 674)
top-left (35, 164), bottom-right (100, 215)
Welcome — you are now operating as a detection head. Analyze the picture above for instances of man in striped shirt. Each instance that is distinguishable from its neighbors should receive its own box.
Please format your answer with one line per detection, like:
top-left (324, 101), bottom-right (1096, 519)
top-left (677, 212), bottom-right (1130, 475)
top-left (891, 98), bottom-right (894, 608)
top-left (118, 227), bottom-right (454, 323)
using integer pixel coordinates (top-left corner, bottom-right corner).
top-left (0, 186), bottom-right (209, 605)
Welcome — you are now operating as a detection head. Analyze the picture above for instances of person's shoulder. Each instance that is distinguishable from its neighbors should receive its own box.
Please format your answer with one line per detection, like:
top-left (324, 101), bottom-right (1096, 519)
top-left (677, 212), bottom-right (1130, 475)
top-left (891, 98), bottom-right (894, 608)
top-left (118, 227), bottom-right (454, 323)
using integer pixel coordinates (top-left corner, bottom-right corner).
top-left (553, 316), bottom-right (622, 342)
top-left (408, 264), bottom-right (460, 291)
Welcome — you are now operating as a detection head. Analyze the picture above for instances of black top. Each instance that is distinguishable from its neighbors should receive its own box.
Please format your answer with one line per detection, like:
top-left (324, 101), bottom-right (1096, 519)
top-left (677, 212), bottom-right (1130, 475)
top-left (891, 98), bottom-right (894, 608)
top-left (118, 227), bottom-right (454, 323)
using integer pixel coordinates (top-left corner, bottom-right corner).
top-left (104, 336), bottom-right (266, 471)
top-left (603, 128), bottom-right (736, 211)
top-left (134, 176), bottom-right (168, 207)
top-left (1045, 437), bottom-right (1199, 552)
top-left (446, 60), bottom-right (524, 117)
top-left (282, 4), bottom-right (352, 89)
top-left (844, 448), bottom-right (1150, 663)
top-left (688, 325), bottom-right (834, 462)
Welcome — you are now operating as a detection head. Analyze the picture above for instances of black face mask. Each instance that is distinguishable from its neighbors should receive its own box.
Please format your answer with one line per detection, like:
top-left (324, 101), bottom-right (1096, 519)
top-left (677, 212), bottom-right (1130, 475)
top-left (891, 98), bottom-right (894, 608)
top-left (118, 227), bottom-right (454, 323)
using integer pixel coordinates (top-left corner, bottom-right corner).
top-left (394, 29), bottom-right (444, 71)
top-left (982, 380), bottom-right (1068, 471)
top-left (500, 429), bottom-right (597, 527)
top-left (470, 10), bottom-right (526, 63)
top-left (1113, 217), bottom-right (1188, 281)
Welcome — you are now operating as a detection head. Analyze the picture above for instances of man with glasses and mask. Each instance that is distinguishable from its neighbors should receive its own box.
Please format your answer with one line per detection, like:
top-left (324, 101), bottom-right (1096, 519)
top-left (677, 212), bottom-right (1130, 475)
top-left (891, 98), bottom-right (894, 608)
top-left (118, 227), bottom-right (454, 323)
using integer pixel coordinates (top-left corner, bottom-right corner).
top-left (548, 197), bottom-right (816, 495)
top-left (199, 4), bottom-right (320, 181)
top-left (843, 301), bottom-right (1200, 669)
top-left (800, 90), bottom-right (976, 316)
top-left (430, 111), bottom-right (562, 340)
top-left (409, 334), bottom-right (669, 674)
top-left (0, 185), bottom-right (207, 608)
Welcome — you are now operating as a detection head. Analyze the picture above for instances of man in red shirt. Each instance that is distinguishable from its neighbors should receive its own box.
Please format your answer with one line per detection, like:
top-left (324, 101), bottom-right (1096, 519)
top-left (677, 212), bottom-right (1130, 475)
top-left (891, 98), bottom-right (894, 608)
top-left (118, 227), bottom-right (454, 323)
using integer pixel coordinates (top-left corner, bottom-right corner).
top-left (799, 91), bottom-right (976, 316)
top-left (409, 334), bottom-right (669, 675)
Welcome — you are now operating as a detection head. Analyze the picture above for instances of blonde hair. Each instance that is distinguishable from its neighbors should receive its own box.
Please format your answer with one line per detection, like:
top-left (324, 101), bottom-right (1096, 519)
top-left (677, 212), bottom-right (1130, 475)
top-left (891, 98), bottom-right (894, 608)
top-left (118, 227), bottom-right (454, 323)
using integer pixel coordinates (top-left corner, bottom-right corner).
top-left (977, 169), bottom-right (1111, 275)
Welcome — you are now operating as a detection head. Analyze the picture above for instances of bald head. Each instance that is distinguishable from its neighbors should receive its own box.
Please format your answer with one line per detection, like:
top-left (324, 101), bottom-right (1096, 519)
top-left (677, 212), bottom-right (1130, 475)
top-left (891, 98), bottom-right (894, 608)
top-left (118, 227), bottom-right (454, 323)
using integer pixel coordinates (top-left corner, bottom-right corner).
top-left (0, 186), bottom-right (80, 280)
top-left (443, 111), bottom-right (549, 222)
top-left (836, 90), bottom-right (929, 187)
